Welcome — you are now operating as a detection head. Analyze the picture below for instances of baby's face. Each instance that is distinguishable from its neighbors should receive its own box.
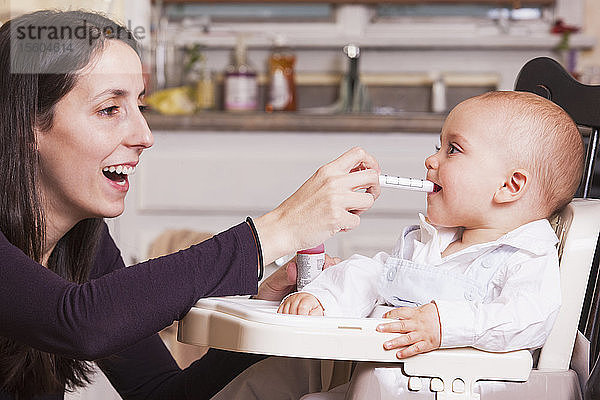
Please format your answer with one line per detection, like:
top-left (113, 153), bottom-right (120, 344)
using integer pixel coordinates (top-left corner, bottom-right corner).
top-left (424, 100), bottom-right (510, 228)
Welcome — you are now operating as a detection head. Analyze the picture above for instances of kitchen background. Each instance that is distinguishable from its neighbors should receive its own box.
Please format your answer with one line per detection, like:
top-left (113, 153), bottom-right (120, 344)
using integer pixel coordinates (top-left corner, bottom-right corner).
top-left (2, 0), bottom-right (599, 264)
top-left (2, 0), bottom-right (599, 266)
top-left (1, 1), bottom-right (600, 398)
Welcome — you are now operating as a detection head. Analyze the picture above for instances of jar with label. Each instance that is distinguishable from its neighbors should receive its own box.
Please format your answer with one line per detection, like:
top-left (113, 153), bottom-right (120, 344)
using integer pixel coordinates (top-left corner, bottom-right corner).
top-left (296, 244), bottom-right (325, 291)
top-left (224, 35), bottom-right (257, 112)
top-left (266, 35), bottom-right (296, 112)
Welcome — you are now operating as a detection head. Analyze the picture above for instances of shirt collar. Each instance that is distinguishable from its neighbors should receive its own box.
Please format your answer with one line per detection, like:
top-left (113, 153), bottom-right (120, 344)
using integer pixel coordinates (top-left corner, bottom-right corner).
top-left (416, 214), bottom-right (558, 257)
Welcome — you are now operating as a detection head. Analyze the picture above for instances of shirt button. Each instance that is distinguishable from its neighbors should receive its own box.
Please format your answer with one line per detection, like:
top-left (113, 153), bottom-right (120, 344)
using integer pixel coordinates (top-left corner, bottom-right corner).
top-left (387, 267), bottom-right (397, 281)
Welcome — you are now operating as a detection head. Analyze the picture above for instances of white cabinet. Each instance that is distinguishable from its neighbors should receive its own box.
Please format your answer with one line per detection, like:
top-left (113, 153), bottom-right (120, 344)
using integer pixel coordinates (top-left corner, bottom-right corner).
top-left (108, 130), bottom-right (438, 266)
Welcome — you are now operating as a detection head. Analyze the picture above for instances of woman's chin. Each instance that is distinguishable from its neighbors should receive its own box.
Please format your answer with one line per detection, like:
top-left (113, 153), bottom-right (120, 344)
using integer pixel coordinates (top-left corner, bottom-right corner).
top-left (99, 203), bottom-right (125, 219)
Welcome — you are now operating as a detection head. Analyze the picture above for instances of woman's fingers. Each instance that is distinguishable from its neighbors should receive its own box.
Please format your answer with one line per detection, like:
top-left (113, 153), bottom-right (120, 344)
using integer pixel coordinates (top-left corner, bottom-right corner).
top-left (323, 254), bottom-right (340, 269)
top-left (343, 192), bottom-right (377, 215)
top-left (335, 168), bottom-right (381, 200)
top-left (330, 147), bottom-right (381, 175)
top-left (255, 259), bottom-right (297, 301)
top-left (285, 259), bottom-right (298, 283)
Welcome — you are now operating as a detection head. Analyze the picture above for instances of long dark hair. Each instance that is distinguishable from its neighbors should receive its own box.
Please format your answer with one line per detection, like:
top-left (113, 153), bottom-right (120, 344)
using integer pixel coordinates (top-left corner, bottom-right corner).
top-left (0, 10), bottom-right (139, 398)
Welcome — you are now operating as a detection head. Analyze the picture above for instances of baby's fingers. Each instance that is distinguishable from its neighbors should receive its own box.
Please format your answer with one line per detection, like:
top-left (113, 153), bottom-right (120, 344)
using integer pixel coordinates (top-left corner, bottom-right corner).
top-left (382, 332), bottom-right (421, 351)
top-left (376, 319), bottom-right (417, 334)
top-left (296, 298), bottom-right (322, 316)
top-left (277, 299), bottom-right (291, 314)
top-left (395, 340), bottom-right (436, 359)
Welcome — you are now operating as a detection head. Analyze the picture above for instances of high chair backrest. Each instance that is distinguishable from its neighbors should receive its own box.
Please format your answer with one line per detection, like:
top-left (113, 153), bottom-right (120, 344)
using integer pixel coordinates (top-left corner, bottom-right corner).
top-left (515, 57), bottom-right (600, 370)
top-left (539, 199), bottom-right (600, 370)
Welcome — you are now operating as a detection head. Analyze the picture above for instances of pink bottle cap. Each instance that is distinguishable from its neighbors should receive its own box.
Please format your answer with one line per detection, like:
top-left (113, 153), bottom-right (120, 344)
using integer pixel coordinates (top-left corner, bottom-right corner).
top-left (297, 244), bottom-right (325, 255)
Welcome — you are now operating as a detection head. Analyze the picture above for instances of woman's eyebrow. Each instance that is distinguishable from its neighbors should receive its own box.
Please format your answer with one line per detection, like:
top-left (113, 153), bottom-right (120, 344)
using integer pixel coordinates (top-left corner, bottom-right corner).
top-left (91, 88), bottom-right (145, 102)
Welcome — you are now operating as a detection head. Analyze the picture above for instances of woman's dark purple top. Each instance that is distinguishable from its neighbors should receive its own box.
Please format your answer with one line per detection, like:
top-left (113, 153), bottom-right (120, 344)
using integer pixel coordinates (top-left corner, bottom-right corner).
top-left (0, 221), bottom-right (260, 399)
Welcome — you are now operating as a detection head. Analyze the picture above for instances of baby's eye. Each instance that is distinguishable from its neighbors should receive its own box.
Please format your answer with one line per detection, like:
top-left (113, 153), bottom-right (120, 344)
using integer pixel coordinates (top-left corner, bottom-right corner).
top-left (98, 105), bottom-right (119, 116)
top-left (447, 143), bottom-right (459, 154)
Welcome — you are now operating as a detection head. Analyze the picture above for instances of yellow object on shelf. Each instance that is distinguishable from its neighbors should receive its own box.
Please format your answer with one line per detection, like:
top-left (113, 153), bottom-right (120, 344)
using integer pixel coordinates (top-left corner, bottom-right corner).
top-left (146, 86), bottom-right (196, 116)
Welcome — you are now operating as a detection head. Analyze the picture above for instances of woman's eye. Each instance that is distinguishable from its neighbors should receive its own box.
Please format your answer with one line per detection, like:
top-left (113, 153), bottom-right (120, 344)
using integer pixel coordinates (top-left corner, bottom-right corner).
top-left (98, 105), bottom-right (119, 116)
top-left (138, 105), bottom-right (149, 113)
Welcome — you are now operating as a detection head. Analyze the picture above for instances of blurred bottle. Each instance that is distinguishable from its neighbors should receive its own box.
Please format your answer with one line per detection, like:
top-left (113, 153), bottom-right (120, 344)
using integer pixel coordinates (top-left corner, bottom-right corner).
top-left (265, 35), bottom-right (296, 112)
top-left (430, 71), bottom-right (446, 113)
top-left (195, 67), bottom-right (215, 111)
top-left (224, 35), bottom-right (257, 112)
top-left (183, 44), bottom-right (215, 111)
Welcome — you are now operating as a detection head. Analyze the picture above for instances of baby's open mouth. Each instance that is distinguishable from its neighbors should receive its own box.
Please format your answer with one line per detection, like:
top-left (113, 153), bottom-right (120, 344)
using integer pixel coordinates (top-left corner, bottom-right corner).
top-left (433, 183), bottom-right (442, 193)
top-left (102, 165), bottom-right (135, 183)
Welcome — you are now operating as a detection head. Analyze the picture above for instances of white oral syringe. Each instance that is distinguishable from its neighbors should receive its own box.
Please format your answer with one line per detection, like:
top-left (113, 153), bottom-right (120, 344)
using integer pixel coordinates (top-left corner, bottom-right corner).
top-left (379, 174), bottom-right (434, 193)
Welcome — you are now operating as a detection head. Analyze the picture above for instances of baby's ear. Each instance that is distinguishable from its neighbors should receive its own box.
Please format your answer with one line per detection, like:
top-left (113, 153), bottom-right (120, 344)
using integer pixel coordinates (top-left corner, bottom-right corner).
top-left (494, 169), bottom-right (529, 204)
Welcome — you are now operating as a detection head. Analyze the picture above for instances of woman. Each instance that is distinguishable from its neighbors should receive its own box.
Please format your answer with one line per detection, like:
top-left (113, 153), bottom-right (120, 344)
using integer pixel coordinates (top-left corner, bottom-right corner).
top-left (0, 10), bottom-right (380, 399)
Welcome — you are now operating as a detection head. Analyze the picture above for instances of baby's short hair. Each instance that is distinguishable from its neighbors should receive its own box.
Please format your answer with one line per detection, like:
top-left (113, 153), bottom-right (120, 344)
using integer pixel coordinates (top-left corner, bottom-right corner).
top-left (473, 91), bottom-right (584, 217)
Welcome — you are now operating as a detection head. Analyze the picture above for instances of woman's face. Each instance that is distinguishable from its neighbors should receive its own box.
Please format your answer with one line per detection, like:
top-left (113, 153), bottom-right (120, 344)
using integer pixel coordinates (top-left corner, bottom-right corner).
top-left (36, 40), bottom-right (153, 230)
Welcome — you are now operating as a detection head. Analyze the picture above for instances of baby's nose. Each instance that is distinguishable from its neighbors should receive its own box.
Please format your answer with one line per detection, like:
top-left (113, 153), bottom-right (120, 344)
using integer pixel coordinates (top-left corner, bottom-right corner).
top-left (425, 154), bottom-right (438, 169)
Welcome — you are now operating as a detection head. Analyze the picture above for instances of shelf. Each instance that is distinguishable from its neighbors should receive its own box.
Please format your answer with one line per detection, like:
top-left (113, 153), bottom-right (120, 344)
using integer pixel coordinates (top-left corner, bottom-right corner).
top-left (145, 111), bottom-right (446, 133)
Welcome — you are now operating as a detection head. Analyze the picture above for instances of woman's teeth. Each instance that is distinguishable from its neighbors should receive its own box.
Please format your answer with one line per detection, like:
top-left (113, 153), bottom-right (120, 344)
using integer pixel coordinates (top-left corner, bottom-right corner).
top-left (103, 165), bottom-right (135, 175)
top-left (102, 164), bottom-right (135, 184)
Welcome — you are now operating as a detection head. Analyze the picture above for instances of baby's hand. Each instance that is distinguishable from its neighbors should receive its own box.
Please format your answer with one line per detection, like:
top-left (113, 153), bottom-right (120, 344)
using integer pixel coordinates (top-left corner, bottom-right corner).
top-left (278, 293), bottom-right (324, 316)
top-left (376, 302), bottom-right (441, 359)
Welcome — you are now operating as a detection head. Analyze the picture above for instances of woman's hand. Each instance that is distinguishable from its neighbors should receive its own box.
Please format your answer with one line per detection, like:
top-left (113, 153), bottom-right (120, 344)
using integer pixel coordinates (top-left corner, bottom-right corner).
top-left (376, 303), bottom-right (442, 359)
top-left (254, 147), bottom-right (380, 265)
top-left (255, 254), bottom-right (341, 301)
top-left (277, 292), bottom-right (324, 316)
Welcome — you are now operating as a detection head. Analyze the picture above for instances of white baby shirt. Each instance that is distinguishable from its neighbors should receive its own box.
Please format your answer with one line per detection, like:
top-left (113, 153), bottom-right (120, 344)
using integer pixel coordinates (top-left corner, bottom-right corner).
top-left (302, 214), bottom-right (561, 352)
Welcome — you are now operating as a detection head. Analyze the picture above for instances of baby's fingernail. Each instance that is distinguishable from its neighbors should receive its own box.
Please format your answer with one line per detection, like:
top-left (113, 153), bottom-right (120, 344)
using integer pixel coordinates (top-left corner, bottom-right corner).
top-left (384, 342), bottom-right (391, 349)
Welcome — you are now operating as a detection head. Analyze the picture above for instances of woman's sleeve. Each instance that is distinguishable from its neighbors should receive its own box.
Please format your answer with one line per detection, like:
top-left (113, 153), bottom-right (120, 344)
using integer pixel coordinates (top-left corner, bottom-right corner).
top-left (0, 221), bottom-right (259, 360)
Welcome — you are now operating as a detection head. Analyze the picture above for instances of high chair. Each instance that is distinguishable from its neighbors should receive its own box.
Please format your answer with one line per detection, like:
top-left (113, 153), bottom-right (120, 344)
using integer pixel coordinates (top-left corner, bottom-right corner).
top-left (177, 57), bottom-right (600, 400)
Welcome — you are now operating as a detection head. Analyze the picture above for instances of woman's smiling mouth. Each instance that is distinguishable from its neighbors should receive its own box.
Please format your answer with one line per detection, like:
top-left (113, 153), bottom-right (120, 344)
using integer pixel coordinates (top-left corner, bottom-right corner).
top-left (102, 164), bottom-right (136, 188)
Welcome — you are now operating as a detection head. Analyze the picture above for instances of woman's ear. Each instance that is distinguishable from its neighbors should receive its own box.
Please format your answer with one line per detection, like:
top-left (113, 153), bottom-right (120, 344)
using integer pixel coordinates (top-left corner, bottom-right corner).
top-left (494, 169), bottom-right (529, 204)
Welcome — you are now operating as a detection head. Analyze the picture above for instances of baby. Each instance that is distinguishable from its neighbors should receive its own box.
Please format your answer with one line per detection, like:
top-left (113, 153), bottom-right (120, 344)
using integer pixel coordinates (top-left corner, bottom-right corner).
top-left (279, 90), bottom-right (584, 360)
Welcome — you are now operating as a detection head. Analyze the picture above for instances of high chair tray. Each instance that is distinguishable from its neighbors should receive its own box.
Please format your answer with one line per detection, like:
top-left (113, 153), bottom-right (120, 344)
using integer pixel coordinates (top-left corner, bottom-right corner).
top-left (178, 296), bottom-right (401, 362)
top-left (178, 296), bottom-right (533, 384)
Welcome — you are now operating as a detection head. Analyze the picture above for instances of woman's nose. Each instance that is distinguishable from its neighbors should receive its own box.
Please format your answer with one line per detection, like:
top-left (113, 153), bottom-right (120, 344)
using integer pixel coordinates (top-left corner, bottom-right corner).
top-left (126, 110), bottom-right (154, 149)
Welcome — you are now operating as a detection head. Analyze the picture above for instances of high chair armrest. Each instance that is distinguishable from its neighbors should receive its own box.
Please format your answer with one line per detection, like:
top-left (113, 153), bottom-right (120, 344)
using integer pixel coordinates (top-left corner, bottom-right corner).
top-left (401, 347), bottom-right (533, 400)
